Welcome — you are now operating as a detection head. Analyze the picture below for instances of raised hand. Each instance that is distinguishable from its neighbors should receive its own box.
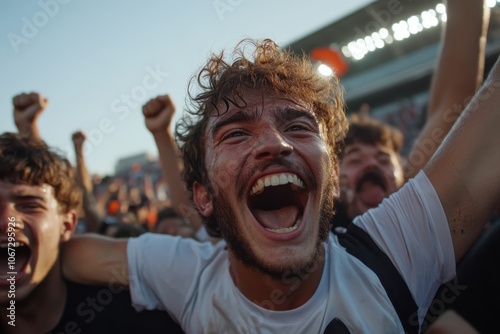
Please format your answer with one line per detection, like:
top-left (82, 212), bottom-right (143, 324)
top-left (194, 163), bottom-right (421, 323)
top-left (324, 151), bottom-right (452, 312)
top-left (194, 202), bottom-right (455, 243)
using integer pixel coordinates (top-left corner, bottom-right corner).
top-left (72, 131), bottom-right (86, 157)
top-left (13, 92), bottom-right (48, 138)
top-left (142, 95), bottom-right (176, 135)
top-left (142, 94), bottom-right (203, 233)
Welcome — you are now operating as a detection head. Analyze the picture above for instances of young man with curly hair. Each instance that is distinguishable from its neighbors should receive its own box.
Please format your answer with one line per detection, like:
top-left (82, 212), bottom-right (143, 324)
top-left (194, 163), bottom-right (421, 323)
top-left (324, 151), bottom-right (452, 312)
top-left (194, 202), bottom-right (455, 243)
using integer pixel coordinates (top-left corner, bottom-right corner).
top-left (64, 32), bottom-right (500, 332)
top-left (0, 111), bottom-right (183, 333)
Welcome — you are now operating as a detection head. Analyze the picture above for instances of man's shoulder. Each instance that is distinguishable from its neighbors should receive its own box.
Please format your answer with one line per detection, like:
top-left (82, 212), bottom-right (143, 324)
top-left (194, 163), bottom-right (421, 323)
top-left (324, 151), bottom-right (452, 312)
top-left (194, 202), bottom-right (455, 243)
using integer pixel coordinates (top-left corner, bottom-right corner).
top-left (130, 232), bottom-right (228, 264)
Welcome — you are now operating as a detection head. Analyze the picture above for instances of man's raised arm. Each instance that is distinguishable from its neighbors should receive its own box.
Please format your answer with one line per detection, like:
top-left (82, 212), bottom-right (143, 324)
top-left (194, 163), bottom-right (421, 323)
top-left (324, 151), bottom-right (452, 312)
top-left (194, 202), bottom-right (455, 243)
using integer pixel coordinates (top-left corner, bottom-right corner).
top-left (13, 92), bottom-right (47, 139)
top-left (405, 0), bottom-right (490, 179)
top-left (424, 55), bottom-right (500, 261)
top-left (142, 95), bottom-right (202, 231)
top-left (72, 131), bottom-right (103, 233)
top-left (62, 235), bottom-right (129, 286)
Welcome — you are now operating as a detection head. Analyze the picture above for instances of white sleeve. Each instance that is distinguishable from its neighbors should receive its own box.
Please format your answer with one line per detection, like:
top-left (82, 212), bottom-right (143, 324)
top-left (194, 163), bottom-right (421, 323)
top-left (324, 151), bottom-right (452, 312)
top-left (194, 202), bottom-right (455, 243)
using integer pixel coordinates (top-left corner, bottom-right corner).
top-left (354, 170), bottom-right (455, 309)
top-left (127, 233), bottom-right (217, 319)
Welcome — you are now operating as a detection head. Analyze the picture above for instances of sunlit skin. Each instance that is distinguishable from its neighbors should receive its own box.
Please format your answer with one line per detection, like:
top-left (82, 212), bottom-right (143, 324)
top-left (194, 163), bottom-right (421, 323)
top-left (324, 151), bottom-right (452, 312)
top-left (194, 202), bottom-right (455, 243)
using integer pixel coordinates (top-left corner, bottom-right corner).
top-left (193, 90), bottom-right (336, 309)
top-left (339, 142), bottom-right (404, 219)
top-left (0, 180), bottom-right (75, 304)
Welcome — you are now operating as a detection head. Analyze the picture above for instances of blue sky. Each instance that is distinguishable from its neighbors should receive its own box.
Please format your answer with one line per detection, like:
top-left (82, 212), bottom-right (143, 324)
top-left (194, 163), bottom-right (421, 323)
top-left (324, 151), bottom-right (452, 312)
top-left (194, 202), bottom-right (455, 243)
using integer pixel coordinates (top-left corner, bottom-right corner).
top-left (1, 0), bottom-right (372, 175)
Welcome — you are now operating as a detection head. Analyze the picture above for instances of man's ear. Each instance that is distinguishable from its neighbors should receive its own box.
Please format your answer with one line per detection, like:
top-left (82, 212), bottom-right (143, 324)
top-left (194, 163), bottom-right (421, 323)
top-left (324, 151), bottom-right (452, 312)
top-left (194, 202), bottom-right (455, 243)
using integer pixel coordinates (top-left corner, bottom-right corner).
top-left (60, 210), bottom-right (78, 242)
top-left (193, 181), bottom-right (213, 217)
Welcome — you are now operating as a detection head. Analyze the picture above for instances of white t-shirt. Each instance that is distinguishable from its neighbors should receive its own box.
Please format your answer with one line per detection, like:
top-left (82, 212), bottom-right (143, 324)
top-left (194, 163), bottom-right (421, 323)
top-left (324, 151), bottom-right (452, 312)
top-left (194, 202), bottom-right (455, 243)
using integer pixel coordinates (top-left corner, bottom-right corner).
top-left (128, 171), bottom-right (455, 333)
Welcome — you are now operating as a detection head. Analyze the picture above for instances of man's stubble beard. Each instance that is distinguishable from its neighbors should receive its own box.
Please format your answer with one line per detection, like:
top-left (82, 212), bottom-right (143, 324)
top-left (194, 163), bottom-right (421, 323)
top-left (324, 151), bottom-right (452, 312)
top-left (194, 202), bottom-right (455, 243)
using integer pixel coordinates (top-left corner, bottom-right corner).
top-left (208, 175), bottom-right (335, 281)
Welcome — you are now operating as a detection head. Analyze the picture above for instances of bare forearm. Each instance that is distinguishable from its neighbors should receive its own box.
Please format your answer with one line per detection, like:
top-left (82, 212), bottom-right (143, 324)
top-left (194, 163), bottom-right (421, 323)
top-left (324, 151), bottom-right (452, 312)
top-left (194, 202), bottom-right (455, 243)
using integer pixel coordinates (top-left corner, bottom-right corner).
top-left (406, 0), bottom-right (490, 179)
top-left (81, 193), bottom-right (102, 233)
top-left (74, 146), bottom-right (93, 188)
top-left (74, 153), bottom-right (102, 232)
top-left (62, 234), bottom-right (129, 286)
top-left (153, 131), bottom-right (202, 230)
top-left (427, 0), bottom-right (489, 114)
top-left (16, 123), bottom-right (41, 139)
top-left (425, 57), bottom-right (500, 261)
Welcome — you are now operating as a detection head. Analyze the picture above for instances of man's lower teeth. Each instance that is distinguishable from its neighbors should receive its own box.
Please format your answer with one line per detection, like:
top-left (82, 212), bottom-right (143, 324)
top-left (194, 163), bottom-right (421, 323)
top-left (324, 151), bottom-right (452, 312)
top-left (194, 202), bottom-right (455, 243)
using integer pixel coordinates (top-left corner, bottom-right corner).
top-left (266, 218), bottom-right (300, 233)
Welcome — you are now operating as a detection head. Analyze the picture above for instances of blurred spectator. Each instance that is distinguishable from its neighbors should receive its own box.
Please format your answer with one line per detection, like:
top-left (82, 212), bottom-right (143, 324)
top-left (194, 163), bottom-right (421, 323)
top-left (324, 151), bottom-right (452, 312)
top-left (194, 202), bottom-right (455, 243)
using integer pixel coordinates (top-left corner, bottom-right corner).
top-left (155, 207), bottom-right (195, 238)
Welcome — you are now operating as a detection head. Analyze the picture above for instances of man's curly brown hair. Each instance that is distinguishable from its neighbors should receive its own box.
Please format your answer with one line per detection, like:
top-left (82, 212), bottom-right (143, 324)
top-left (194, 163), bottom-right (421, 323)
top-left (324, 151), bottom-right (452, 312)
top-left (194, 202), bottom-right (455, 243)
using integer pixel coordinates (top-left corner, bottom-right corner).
top-left (0, 133), bottom-right (82, 213)
top-left (175, 38), bottom-right (348, 237)
top-left (342, 113), bottom-right (404, 158)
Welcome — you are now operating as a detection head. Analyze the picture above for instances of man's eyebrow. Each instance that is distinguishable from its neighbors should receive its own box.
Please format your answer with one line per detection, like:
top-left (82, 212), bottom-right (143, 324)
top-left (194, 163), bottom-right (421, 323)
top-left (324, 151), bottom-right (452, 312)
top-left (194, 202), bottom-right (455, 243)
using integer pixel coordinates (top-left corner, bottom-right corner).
top-left (277, 107), bottom-right (318, 124)
top-left (13, 194), bottom-right (47, 202)
top-left (343, 147), bottom-right (360, 157)
top-left (211, 110), bottom-right (259, 138)
top-left (376, 150), bottom-right (391, 158)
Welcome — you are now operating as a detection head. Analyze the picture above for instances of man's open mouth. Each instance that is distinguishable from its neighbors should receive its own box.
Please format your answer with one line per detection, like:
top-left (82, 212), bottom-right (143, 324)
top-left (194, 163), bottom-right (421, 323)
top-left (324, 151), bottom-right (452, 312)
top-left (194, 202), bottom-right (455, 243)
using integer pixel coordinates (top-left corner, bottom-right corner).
top-left (248, 173), bottom-right (308, 234)
top-left (0, 240), bottom-right (31, 281)
top-left (355, 170), bottom-right (388, 207)
top-left (355, 170), bottom-right (388, 193)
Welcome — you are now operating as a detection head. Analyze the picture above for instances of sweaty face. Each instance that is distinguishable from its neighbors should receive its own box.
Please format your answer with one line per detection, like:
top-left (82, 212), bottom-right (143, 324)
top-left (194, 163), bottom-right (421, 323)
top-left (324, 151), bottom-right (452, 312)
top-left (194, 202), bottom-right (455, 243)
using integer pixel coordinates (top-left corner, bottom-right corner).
top-left (196, 90), bottom-right (335, 279)
top-left (0, 180), bottom-right (74, 303)
top-left (339, 142), bottom-right (404, 219)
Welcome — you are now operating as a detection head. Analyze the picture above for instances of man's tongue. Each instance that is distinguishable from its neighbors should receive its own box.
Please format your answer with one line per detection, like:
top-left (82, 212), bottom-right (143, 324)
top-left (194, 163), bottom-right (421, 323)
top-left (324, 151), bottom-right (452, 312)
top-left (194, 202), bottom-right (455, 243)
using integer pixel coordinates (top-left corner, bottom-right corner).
top-left (253, 205), bottom-right (299, 230)
top-left (357, 181), bottom-right (386, 207)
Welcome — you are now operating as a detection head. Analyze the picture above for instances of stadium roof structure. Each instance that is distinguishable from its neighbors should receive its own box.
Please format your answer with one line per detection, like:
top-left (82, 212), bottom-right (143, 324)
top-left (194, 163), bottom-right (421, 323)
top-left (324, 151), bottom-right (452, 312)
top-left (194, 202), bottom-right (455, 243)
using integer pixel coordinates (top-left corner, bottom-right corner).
top-left (285, 0), bottom-right (500, 112)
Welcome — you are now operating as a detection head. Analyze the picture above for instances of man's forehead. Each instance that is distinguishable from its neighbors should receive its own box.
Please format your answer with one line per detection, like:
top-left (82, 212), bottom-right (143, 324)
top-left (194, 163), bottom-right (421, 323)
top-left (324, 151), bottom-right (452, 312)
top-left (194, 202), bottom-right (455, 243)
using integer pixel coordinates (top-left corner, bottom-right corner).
top-left (209, 95), bottom-right (314, 125)
top-left (0, 180), bottom-right (54, 198)
top-left (344, 142), bottom-right (396, 156)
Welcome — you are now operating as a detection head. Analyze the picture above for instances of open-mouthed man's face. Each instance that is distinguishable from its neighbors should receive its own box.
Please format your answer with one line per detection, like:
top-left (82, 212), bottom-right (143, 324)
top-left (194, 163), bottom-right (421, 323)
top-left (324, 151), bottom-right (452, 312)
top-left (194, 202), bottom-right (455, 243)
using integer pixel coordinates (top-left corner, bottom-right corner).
top-left (194, 90), bottom-right (336, 279)
top-left (0, 180), bottom-right (75, 303)
top-left (339, 142), bottom-right (404, 219)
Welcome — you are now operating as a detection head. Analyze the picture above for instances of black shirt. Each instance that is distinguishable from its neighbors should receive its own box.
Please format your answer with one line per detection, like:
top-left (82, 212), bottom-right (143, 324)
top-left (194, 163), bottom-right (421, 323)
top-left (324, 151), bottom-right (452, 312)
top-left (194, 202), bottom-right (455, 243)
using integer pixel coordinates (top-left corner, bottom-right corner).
top-left (1, 280), bottom-right (185, 334)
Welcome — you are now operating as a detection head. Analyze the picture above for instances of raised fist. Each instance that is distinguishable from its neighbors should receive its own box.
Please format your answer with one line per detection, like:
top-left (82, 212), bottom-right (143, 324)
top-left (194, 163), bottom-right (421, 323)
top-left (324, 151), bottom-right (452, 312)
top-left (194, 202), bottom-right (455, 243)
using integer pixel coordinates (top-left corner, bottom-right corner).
top-left (72, 131), bottom-right (86, 154)
top-left (13, 92), bottom-right (48, 135)
top-left (142, 95), bottom-right (176, 134)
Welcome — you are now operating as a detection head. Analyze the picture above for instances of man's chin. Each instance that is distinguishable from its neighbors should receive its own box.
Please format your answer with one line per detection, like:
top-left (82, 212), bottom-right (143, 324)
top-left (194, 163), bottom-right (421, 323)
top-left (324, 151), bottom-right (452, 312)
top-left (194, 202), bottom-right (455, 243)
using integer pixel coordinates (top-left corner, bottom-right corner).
top-left (232, 236), bottom-right (324, 281)
top-left (245, 253), bottom-right (319, 281)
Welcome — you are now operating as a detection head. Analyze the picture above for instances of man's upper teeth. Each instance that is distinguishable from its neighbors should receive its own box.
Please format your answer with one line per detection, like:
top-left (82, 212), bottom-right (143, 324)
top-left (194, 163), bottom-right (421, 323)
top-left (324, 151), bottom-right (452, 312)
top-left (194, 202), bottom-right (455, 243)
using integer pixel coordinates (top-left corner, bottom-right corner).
top-left (251, 173), bottom-right (304, 195)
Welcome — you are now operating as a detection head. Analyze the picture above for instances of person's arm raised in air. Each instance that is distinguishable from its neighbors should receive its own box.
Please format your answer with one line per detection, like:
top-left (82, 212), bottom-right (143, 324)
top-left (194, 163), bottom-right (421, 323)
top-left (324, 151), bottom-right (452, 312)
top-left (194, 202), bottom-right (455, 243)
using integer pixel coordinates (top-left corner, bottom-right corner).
top-left (12, 92), bottom-right (48, 139)
top-left (72, 131), bottom-right (103, 233)
top-left (405, 0), bottom-right (490, 179)
top-left (142, 95), bottom-right (202, 231)
top-left (424, 55), bottom-right (500, 262)
top-left (63, 234), bottom-right (129, 286)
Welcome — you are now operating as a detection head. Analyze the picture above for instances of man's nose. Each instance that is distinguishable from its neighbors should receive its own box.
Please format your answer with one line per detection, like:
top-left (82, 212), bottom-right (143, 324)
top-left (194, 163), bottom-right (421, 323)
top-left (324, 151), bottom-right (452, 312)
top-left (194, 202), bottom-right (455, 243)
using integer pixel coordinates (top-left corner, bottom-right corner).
top-left (253, 129), bottom-right (293, 161)
top-left (363, 156), bottom-right (382, 170)
top-left (0, 203), bottom-right (14, 233)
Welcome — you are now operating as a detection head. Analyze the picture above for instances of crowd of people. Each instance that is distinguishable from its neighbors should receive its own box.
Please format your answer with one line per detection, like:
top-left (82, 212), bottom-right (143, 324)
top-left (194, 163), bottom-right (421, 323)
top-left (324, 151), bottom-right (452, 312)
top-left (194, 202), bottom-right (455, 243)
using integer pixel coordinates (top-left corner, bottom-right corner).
top-left (1, 0), bottom-right (499, 333)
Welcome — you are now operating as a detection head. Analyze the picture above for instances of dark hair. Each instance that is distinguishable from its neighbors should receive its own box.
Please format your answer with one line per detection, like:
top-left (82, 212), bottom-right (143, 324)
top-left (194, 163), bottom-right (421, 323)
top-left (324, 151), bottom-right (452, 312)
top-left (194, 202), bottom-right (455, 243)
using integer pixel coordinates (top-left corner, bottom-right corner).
top-left (104, 222), bottom-right (145, 238)
top-left (156, 207), bottom-right (182, 222)
top-left (342, 113), bottom-right (403, 157)
top-left (0, 133), bottom-right (82, 213)
top-left (175, 38), bottom-right (348, 237)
